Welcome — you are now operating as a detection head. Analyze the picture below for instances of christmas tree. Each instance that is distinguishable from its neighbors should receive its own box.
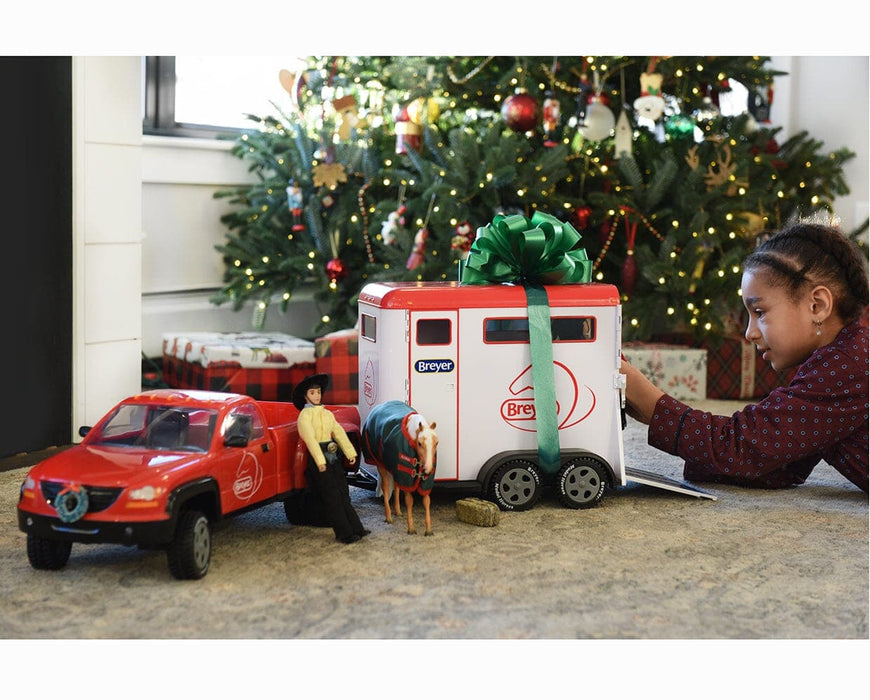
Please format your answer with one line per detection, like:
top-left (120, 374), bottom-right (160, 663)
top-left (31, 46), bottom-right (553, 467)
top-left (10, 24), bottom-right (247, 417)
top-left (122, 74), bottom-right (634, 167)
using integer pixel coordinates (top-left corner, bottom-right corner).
top-left (211, 56), bottom-right (865, 341)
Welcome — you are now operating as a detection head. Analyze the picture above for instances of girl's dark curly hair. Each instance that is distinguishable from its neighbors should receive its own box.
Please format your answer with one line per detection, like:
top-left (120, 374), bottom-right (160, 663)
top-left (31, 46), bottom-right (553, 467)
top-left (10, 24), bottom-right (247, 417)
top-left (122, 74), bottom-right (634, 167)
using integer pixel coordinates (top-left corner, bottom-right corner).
top-left (743, 222), bottom-right (869, 324)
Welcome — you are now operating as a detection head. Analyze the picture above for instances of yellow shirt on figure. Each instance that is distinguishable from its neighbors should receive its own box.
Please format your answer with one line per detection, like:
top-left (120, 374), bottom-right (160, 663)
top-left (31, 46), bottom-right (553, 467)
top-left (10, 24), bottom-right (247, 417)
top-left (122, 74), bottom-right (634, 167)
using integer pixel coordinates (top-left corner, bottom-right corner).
top-left (297, 404), bottom-right (357, 467)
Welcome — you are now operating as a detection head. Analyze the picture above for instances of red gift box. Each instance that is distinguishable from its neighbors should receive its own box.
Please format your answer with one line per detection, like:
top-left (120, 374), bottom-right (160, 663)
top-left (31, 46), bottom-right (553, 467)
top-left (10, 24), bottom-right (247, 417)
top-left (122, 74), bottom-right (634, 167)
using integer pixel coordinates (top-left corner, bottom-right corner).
top-left (315, 329), bottom-right (359, 405)
top-left (703, 335), bottom-right (793, 399)
top-left (161, 332), bottom-right (316, 401)
top-left (163, 358), bottom-right (315, 401)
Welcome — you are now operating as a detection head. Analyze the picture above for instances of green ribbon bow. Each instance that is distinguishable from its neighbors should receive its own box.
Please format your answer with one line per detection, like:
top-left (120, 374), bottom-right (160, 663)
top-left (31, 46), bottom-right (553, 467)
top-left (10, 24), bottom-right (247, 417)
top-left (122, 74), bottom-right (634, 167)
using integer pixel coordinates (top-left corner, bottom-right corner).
top-left (460, 211), bottom-right (593, 286)
top-left (460, 211), bottom-right (593, 476)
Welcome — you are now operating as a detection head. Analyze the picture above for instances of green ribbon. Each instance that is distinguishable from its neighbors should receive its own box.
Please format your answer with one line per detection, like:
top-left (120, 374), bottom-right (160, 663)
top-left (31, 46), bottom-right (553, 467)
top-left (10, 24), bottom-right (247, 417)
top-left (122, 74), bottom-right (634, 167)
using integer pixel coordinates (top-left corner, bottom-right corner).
top-left (460, 212), bottom-right (592, 475)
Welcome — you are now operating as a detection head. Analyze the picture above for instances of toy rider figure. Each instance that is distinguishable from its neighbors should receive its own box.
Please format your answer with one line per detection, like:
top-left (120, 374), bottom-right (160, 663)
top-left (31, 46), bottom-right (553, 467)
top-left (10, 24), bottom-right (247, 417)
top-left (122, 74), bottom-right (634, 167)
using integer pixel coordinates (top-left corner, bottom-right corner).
top-left (293, 374), bottom-right (370, 544)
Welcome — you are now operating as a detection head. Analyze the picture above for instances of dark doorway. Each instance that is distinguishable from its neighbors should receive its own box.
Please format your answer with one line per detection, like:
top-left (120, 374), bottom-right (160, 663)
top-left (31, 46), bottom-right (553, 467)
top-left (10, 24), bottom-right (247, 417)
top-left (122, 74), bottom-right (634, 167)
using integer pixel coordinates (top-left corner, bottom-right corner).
top-left (0, 57), bottom-right (73, 457)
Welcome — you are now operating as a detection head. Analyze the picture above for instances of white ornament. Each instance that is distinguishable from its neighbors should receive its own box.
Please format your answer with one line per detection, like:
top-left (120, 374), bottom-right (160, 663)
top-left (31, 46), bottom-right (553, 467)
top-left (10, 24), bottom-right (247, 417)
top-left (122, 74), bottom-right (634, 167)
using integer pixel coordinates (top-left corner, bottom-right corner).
top-left (579, 98), bottom-right (615, 142)
top-left (614, 110), bottom-right (632, 158)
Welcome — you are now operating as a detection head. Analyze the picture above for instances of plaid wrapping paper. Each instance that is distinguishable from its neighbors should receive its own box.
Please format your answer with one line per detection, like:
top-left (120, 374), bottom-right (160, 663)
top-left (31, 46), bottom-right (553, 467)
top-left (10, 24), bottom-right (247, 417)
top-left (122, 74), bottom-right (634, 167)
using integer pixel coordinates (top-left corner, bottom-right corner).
top-left (622, 343), bottom-right (707, 401)
top-left (703, 336), bottom-right (793, 399)
top-left (315, 329), bottom-right (359, 405)
top-left (163, 359), bottom-right (316, 401)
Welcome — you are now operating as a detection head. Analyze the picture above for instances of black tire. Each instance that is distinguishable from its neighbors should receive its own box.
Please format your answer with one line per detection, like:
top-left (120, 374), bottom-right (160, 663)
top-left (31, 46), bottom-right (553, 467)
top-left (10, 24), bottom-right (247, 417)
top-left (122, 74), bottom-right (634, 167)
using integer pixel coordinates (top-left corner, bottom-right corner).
top-left (167, 510), bottom-right (211, 580)
top-left (488, 459), bottom-right (542, 511)
top-left (26, 534), bottom-right (72, 570)
top-left (283, 490), bottom-right (330, 527)
top-left (557, 456), bottom-right (607, 509)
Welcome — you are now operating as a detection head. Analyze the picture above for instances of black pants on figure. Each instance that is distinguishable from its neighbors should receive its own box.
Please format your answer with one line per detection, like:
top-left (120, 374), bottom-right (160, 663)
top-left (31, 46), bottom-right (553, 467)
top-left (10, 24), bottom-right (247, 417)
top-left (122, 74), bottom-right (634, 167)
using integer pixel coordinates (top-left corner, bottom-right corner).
top-left (305, 448), bottom-right (366, 542)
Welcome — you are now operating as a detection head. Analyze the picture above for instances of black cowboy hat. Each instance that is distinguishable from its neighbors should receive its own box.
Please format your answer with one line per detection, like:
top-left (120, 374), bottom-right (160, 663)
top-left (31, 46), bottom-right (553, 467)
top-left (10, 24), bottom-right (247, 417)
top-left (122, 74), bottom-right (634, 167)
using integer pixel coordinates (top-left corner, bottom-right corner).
top-left (292, 373), bottom-right (329, 410)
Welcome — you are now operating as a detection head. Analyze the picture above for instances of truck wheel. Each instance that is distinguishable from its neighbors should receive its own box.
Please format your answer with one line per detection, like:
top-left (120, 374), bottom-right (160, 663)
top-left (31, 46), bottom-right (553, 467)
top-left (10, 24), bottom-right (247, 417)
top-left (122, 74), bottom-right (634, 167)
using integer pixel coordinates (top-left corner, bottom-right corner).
top-left (557, 456), bottom-right (607, 509)
top-left (489, 459), bottom-right (542, 511)
top-left (26, 534), bottom-right (72, 570)
top-left (167, 510), bottom-right (211, 580)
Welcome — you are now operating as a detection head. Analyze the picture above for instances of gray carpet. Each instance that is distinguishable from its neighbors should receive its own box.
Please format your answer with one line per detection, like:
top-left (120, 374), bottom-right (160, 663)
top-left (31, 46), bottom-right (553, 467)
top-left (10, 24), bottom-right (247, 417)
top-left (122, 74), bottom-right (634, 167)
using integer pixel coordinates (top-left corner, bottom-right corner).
top-left (1, 400), bottom-right (866, 642)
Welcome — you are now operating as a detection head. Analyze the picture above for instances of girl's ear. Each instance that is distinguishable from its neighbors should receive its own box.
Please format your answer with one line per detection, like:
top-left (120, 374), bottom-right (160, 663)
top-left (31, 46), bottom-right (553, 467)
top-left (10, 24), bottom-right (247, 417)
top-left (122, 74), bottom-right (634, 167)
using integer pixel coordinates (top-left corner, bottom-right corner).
top-left (810, 285), bottom-right (835, 322)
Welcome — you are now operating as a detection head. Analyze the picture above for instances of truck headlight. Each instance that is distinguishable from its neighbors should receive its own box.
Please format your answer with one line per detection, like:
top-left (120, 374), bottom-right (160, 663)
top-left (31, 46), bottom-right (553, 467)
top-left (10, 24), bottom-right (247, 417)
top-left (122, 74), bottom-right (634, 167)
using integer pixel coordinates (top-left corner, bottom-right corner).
top-left (129, 485), bottom-right (157, 501)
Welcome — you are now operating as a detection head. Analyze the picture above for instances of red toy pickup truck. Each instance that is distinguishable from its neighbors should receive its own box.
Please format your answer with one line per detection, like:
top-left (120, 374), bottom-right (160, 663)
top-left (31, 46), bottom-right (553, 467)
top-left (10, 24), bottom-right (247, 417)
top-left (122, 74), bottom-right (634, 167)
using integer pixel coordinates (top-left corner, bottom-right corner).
top-left (17, 389), bottom-right (368, 579)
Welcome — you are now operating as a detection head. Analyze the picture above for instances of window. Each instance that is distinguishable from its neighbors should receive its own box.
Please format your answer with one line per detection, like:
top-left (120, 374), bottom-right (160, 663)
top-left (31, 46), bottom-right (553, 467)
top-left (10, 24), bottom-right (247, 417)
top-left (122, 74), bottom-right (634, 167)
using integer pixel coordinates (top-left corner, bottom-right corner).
top-left (484, 316), bottom-right (596, 343)
top-left (416, 319), bottom-right (451, 345)
top-left (143, 56), bottom-right (305, 137)
top-left (360, 313), bottom-right (377, 342)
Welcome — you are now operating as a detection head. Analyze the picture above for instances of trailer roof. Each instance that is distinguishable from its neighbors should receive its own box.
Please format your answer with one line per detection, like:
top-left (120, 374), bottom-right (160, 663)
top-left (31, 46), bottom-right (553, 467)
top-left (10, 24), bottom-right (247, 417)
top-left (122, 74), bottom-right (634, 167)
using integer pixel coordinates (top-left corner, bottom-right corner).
top-left (358, 281), bottom-right (620, 310)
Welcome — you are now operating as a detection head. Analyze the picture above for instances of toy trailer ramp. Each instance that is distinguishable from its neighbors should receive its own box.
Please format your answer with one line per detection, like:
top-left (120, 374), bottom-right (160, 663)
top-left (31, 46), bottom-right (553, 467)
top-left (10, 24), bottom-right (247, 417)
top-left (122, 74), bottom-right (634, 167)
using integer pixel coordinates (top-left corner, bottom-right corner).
top-left (623, 467), bottom-right (717, 500)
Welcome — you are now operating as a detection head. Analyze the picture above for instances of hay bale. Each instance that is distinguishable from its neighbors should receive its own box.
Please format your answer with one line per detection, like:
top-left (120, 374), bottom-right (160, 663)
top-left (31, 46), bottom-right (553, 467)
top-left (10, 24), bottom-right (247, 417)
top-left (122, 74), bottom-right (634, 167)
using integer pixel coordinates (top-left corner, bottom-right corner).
top-left (455, 497), bottom-right (500, 527)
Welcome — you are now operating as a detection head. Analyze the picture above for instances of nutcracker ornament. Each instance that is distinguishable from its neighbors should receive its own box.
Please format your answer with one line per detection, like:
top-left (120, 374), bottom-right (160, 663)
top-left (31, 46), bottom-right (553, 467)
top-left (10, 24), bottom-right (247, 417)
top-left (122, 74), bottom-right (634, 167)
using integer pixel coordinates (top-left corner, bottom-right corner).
top-left (542, 90), bottom-right (562, 146)
top-left (395, 104), bottom-right (422, 154)
top-left (407, 191), bottom-right (437, 270)
top-left (286, 180), bottom-right (306, 232)
top-left (406, 228), bottom-right (429, 270)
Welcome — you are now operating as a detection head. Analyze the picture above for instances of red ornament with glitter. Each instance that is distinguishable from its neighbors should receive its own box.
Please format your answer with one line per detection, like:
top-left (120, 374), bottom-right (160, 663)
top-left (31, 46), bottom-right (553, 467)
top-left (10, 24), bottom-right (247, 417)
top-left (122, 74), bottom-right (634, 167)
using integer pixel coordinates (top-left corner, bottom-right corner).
top-left (501, 89), bottom-right (540, 133)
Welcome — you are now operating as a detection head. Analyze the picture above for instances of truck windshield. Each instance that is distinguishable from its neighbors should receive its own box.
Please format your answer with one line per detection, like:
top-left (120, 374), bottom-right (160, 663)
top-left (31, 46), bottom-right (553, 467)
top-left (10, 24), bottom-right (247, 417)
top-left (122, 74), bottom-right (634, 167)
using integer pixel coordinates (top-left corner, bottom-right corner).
top-left (92, 404), bottom-right (219, 452)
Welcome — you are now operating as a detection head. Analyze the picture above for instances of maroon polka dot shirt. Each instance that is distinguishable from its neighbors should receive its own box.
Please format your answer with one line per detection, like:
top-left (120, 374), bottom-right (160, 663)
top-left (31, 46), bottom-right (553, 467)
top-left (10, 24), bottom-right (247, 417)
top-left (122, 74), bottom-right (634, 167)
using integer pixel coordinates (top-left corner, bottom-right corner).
top-left (648, 321), bottom-right (868, 492)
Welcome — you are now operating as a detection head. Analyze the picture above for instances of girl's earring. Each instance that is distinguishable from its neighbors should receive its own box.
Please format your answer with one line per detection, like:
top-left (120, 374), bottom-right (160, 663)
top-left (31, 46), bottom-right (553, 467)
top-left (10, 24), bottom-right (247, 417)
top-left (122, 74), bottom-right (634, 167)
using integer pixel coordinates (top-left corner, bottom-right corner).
top-left (814, 319), bottom-right (822, 336)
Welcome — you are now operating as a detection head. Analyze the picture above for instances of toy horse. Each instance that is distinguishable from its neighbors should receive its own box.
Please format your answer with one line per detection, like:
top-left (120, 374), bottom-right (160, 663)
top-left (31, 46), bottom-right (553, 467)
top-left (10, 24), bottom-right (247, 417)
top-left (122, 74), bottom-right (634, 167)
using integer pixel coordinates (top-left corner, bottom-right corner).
top-left (362, 400), bottom-right (438, 536)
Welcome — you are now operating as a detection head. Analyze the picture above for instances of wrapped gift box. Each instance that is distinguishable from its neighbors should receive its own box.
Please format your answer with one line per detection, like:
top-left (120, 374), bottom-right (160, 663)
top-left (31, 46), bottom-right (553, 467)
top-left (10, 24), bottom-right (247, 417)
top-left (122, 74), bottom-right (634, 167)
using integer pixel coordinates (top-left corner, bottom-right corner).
top-left (162, 331), bottom-right (316, 401)
top-left (702, 335), bottom-right (793, 399)
top-left (622, 343), bottom-right (707, 401)
top-left (314, 329), bottom-right (359, 405)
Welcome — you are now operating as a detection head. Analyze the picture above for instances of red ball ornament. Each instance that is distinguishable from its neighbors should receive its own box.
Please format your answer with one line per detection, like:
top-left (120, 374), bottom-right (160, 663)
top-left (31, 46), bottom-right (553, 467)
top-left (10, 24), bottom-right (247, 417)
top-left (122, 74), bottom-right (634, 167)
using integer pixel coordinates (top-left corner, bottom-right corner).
top-left (325, 257), bottom-right (347, 283)
top-left (572, 206), bottom-right (592, 229)
top-left (501, 90), bottom-right (540, 133)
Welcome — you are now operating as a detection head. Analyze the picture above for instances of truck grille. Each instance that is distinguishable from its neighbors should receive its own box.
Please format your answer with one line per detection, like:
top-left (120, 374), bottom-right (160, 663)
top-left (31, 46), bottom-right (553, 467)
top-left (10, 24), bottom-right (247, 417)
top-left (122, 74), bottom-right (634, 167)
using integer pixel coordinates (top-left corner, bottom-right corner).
top-left (40, 481), bottom-right (123, 513)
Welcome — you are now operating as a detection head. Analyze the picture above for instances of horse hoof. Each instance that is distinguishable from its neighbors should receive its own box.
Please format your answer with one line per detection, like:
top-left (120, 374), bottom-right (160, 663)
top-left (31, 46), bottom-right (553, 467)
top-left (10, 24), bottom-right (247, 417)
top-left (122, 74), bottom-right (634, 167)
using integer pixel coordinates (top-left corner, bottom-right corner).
top-left (424, 530), bottom-right (433, 537)
top-left (385, 516), bottom-right (393, 524)
top-left (407, 528), bottom-right (416, 535)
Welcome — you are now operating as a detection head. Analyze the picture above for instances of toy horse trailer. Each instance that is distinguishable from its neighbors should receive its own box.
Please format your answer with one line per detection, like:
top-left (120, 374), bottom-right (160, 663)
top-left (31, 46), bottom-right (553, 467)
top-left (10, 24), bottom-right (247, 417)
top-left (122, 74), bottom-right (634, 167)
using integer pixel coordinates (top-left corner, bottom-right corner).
top-left (357, 281), bottom-right (713, 510)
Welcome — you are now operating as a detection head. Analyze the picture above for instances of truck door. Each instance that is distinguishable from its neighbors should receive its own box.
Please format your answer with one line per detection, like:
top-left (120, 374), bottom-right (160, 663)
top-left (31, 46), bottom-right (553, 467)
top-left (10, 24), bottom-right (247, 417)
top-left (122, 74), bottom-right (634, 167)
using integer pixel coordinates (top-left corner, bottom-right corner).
top-left (408, 310), bottom-right (458, 480)
top-left (216, 403), bottom-right (278, 512)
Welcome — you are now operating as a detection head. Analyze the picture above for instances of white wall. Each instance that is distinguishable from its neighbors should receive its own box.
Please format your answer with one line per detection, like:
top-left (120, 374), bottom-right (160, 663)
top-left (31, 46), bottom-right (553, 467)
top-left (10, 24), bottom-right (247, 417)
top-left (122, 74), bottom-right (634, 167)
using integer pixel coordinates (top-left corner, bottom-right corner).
top-left (771, 56), bottom-right (869, 233)
top-left (140, 135), bottom-right (320, 357)
top-left (73, 57), bottom-right (144, 431)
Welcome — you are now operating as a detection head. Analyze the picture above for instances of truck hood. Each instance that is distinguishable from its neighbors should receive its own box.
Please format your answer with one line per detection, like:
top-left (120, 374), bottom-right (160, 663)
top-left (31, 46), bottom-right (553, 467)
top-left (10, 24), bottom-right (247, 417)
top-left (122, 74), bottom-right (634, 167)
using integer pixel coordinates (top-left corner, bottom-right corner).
top-left (26, 444), bottom-right (207, 487)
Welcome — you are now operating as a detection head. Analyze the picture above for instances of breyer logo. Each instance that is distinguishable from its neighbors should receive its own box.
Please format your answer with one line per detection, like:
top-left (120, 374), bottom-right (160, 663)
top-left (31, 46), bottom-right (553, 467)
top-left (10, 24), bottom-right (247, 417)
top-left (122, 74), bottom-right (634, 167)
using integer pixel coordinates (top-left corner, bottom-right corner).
top-left (414, 359), bottom-right (455, 373)
top-left (500, 398), bottom-right (562, 421)
top-left (501, 362), bottom-right (596, 432)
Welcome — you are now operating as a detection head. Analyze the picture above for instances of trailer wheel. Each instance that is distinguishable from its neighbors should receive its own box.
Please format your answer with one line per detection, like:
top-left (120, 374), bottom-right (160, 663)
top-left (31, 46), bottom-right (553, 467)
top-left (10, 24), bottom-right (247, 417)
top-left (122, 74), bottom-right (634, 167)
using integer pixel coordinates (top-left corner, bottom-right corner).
top-left (167, 510), bottom-right (211, 580)
top-left (489, 459), bottom-right (542, 511)
top-left (557, 456), bottom-right (607, 509)
top-left (27, 534), bottom-right (72, 570)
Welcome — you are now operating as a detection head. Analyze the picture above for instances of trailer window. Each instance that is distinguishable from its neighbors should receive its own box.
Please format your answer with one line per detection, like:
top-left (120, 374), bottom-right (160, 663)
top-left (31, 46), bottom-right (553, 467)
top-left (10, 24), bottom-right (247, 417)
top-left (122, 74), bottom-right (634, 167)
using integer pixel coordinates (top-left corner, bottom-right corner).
top-left (361, 313), bottom-right (376, 342)
top-left (485, 316), bottom-right (596, 343)
top-left (416, 318), bottom-right (451, 345)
